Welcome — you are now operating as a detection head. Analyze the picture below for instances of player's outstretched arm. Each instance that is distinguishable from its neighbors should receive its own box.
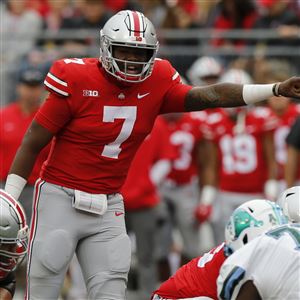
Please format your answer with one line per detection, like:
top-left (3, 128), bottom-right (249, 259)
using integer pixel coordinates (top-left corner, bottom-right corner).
top-left (184, 77), bottom-right (300, 111)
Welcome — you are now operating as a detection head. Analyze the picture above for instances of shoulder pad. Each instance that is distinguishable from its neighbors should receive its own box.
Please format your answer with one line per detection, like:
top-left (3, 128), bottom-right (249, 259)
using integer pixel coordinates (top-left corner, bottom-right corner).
top-left (44, 58), bottom-right (86, 97)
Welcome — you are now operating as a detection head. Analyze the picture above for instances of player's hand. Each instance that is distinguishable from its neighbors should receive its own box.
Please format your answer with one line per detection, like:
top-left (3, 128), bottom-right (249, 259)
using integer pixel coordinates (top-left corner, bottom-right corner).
top-left (194, 203), bottom-right (213, 224)
top-left (264, 179), bottom-right (278, 201)
top-left (278, 77), bottom-right (300, 98)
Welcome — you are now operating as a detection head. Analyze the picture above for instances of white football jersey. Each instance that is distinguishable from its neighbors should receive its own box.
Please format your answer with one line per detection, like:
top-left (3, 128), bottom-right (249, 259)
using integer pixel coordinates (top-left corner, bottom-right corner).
top-left (217, 224), bottom-right (300, 300)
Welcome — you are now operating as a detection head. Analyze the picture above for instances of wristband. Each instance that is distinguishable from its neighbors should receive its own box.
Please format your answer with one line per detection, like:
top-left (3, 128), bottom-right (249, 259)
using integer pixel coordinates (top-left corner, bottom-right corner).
top-left (272, 82), bottom-right (281, 96)
top-left (242, 83), bottom-right (280, 105)
top-left (4, 174), bottom-right (27, 201)
top-left (200, 185), bottom-right (217, 205)
top-left (264, 179), bottom-right (278, 201)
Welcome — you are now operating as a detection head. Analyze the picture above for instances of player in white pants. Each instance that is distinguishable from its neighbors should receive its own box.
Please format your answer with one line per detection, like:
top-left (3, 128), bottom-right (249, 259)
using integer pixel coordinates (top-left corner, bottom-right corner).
top-left (27, 181), bottom-right (130, 299)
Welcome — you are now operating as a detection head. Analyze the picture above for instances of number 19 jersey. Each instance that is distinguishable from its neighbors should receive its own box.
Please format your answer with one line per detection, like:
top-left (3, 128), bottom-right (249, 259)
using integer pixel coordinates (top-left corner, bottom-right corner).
top-left (35, 58), bottom-right (192, 193)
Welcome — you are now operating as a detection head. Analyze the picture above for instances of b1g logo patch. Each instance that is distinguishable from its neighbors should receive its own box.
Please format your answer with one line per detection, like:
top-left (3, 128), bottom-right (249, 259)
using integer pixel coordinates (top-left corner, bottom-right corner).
top-left (83, 90), bottom-right (99, 97)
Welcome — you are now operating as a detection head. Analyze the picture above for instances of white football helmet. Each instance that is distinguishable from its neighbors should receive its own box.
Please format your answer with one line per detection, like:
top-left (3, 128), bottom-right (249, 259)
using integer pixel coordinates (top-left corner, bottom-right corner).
top-left (219, 68), bottom-right (253, 118)
top-left (0, 189), bottom-right (28, 277)
top-left (225, 199), bottom-right (288, 255)
top-left (100, 10), bottom-right (159, 83)
top-left (219, 68), bottom-right (253, 85)
top-left (277, 186), bottom-right (300, 223)
top-left (187, 56), bottom-right (223, 86)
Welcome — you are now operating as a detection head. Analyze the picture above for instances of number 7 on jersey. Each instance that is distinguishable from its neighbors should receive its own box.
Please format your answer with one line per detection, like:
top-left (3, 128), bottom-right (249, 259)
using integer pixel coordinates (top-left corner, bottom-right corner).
top-left (101, 106), bottom-right (137, 159)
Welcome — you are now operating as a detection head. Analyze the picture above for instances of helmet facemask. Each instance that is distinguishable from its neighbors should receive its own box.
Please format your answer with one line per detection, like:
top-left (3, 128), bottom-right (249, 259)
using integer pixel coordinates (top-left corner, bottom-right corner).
top-left (100, 35), bottom-right (158, 83)
top-left (99, 10), bottom-right (159, 83)
top-left (0, 239), bottom-right (27, 274)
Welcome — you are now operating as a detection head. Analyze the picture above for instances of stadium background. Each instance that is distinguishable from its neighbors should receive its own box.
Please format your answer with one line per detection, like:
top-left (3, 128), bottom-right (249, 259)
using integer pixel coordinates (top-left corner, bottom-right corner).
top-left (1, 0), bottom-right (300, 299)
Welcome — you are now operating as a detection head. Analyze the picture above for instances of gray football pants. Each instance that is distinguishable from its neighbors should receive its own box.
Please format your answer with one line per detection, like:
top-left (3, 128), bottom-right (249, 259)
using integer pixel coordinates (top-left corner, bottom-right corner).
top-left (26, 180), bottom-right (131, 300)
top-left (158, 180), bottom-right (200, 259)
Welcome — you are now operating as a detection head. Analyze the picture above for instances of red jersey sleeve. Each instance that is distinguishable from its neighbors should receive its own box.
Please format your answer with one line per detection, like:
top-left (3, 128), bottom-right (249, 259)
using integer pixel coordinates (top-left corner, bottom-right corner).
top-left (34, 93), bottom-right (72, 134)
top-left (44, 59), bottom-right (71, 97)
top-left (159, 62), bottom-right (193, 114)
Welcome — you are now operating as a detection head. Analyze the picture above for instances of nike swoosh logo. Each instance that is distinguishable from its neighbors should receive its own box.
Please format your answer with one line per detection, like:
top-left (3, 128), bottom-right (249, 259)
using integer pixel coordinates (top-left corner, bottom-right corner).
top-left (115, 212), bottom-right (124, 216)
top-left (137, 92), bottom-right (150, 99)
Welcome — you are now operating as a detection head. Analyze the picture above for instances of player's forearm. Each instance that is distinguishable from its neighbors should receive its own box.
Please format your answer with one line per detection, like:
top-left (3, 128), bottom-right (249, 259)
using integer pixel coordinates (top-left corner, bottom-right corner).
top-left (9, 144), bottom-right (40, 179)
top-left (184, 83), bottom-right (281, 111)
top-left (5, 144), bottom-right (41, 200)
top-left (285, 146), bottom-right (299, 187)
top-left (185, 83), bottom-right (244, 111)
top-left (6, 121), bottom-right (53, 199)
top-left (263, 134), bottom-right (277, 179)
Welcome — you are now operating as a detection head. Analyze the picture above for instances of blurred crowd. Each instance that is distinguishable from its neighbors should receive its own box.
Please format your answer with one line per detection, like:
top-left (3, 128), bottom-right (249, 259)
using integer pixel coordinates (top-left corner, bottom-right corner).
top-left (1, 0), bottom-right (300, 299)
top-left (1, 0), bottom-right (300, 104)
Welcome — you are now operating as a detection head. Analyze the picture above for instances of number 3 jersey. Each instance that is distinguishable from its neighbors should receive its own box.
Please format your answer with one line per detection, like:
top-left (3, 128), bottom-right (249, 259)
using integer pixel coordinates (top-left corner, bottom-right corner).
top-left (35, 58), bottom-right (192, 193)
top-left (217, 224), bottom-right (300, 300)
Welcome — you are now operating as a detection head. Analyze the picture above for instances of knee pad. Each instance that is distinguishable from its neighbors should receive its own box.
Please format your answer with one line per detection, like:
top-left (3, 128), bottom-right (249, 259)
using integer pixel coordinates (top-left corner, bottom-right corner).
top-left (38, 230), bottom-right (74, 274)
top-left (108, 233), bottom-right (131, 274)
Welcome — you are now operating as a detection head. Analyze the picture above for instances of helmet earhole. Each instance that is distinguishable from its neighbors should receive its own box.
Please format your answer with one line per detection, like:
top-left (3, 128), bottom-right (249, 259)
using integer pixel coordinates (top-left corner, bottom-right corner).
top-left (243, 234), bottom-right (248, 244)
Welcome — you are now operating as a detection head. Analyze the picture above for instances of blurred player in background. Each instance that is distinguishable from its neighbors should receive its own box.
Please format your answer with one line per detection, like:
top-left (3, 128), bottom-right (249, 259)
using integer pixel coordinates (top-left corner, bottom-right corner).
top-left (0, 190), bottom-right (28, 300)
top-left (187, 56), bottom-right (223, 255)
top-left (198, 68), bottom-right (279, 245)
top-left (266, 60), bottom-right (300, 192)
top-left (186, 56), bottom-right (223, 87)
top-left (0, 68), bottom-right (48, 224)
top-left (217, 223), bottom-right (300, 300)
top-left (157, 111), bottom-right (207, 273)
top-left (151, 199), bottom-right (287, 300)
top-left (285, 116), bottom-right (300, 187)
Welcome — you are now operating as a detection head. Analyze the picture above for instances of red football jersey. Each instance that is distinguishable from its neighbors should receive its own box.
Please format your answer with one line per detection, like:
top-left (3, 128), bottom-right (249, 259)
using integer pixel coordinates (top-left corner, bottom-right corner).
top-left (35, 57), bottom-right (192, 193)
top-left (153, 243), bottom-right (226, 299)
top-left (163, 112), bottom-right (206, 185)
top-left (0, 103), bottom-right (49, 185)
top-left (273, 103), bottom-right (300, 179)
top-left (205, 107), bottom-right (278, 193)
top-left (121, 117), bottom-right (176, 210)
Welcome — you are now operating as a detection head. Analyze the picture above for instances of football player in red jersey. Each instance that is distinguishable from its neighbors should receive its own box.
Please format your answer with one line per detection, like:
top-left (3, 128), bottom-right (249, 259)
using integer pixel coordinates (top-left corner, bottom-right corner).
top-left (0, 68), bottom-right (49, 224)
top-left (0, 190), bottom-right (28, 300)
top-left (4, 10), bottom-right (300, 300)
top-left (157, 112), bottom-right (208, 270)
top-left (151, 199), bottom-right (287, 300)
top-left (195, 69), bottom-right (280, 245)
